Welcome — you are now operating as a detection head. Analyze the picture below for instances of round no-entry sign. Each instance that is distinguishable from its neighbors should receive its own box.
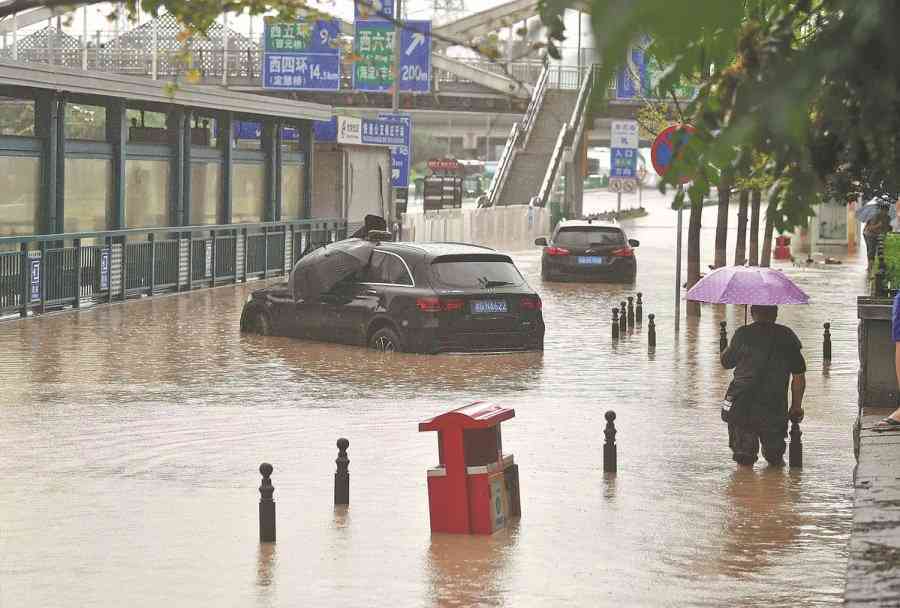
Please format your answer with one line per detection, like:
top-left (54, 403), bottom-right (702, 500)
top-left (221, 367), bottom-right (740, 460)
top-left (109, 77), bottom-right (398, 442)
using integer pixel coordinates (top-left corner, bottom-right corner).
top-left (651, 124), bottom-right (695, 181)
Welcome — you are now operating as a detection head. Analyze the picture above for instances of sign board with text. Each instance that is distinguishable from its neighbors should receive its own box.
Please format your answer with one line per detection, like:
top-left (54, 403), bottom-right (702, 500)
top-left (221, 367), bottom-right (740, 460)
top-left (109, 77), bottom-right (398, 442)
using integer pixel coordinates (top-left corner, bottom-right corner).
top-left (29, 258), bottom-right (41, 303)
top-left (377, 112), bottom-right (412, 189)
top-left (263, 19), bottom-right (341, 91)
top-left (353, 20), bottom-right (431, 93)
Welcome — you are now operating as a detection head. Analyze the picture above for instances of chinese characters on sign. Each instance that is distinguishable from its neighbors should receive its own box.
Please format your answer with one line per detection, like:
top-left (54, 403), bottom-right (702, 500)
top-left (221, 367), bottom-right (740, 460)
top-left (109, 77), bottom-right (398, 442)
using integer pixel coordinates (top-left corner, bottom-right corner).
top-left (263, 19), bottom-right (341, 91)
top-left (377, 113), bottom-right (411, 188)
top-left (29, 258), bottom-right (41, 303)
top-left (354, 21), bottom-right (394, 91)
top-left (609, 120), bottom-right (639, 193)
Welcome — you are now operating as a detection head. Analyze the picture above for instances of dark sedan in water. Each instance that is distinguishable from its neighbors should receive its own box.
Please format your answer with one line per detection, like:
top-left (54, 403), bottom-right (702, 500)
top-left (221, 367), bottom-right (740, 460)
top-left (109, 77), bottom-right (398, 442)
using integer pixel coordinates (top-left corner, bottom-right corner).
top-left (536, 219), bottom-right (639, 282)
top-left (240, 240), bottom-right (544, 353)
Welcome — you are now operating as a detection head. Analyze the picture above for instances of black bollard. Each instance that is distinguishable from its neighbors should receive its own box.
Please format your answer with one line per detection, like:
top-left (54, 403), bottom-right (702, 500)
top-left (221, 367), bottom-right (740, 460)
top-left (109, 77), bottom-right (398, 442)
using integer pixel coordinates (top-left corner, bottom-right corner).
top-left (335, 438), bottom-right (350, 505)
top-left (789, 415), bottom-right (802, 469)
top-left (719, 321), bottom-right (728, 353)
top-left (636, 292), bottom-right (643, 325)
top-left (823, 322), bottom-right (832, 362)
top-left (627, 296), bottom-right (635, 328)
top-left (612, 308), bottom-right (620, 340)
top-left (603, 410), bottom-right (617, 473)
top-left (648, 314), bottom-right (656, 348)
top-left (619, 301), bottom-right (627, 333)
top-left (259, 462), bottom-right (276, 543)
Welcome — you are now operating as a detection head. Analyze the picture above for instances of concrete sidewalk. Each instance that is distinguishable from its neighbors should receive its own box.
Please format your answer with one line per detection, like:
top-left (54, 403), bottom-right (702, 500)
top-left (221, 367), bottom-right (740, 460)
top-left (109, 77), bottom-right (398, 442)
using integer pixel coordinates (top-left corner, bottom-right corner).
top-left (846, 408), bottom-right (900, 606)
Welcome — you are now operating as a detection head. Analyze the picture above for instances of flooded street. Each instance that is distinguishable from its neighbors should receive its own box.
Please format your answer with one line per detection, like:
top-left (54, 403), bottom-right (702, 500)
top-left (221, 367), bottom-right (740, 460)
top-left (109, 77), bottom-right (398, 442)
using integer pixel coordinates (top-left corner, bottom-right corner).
top-left (0, 191), bottom-right (862, 607)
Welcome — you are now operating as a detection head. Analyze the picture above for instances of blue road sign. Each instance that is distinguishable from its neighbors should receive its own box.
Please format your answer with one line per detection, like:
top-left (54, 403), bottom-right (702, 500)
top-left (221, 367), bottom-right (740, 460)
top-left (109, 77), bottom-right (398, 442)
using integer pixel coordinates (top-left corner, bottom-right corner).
top-left (313, 116), bottom-right (338, 142)
top-left (29, 258), bottom-right (40, 303)
top-left (377, 112), bottom-right (412, 189)
top-left (355, 0), bottom-right (393, 22)
top-left (616, 46), bottom-right (647, 100)
top-left (610, 147), bottom-right (637, 178)
top-left (399, 21), bottom-right (431, 93)
top-left (263, 19), bottom-right (341, 91)
top-left (99, 249), bottom-right (110, 291)
top-left (233, 121), bottom-right (299, 141)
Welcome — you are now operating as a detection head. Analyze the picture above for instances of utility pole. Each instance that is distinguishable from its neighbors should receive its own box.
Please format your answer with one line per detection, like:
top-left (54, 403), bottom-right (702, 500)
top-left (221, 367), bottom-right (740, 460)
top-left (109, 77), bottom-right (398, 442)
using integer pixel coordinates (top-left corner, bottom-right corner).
top-left (392, 0), bottom-right (402, 113)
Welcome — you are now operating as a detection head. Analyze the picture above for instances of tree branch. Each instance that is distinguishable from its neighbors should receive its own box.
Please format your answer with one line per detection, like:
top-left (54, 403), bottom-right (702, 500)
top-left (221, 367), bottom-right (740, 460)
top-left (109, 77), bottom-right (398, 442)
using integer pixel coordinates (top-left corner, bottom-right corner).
top-left (0, 0), bottom-right (101, 20)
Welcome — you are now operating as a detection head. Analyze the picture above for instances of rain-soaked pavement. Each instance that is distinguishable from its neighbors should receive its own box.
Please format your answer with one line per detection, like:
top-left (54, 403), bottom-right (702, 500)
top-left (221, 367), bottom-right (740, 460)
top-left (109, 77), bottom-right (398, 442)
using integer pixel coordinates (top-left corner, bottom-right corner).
top-left (0, 190), bottom-right (863, 607)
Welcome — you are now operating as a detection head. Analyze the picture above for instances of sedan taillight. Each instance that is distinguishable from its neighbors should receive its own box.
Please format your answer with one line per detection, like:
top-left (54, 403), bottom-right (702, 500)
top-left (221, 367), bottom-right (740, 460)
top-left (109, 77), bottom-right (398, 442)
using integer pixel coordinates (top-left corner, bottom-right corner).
top-left (544, 246), bottom-right (570, 256)
top-left (611, 246), bottom-right (634, 257)
top-left (520, 296), bottom-right (542, 311)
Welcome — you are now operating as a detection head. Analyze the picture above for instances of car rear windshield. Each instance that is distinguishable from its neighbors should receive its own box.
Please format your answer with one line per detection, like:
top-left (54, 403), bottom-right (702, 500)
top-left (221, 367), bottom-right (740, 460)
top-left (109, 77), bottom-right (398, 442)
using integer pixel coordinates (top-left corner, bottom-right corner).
top-left (429, 254), bottom-right (525, 289)
top-left (555, 227), bottom-right (625, 247)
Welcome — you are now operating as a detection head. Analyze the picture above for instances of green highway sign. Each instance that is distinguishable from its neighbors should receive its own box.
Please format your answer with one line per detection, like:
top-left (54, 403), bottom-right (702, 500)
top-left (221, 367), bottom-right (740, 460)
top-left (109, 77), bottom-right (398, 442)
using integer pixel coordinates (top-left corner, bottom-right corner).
top-left (354, 21), bottom-right (394, 91)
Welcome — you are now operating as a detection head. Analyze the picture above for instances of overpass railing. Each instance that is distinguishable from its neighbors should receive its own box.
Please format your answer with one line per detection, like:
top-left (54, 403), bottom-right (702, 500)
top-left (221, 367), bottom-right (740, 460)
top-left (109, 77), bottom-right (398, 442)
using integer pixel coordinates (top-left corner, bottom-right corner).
top-left (0, 218), bottom-right (346, 320)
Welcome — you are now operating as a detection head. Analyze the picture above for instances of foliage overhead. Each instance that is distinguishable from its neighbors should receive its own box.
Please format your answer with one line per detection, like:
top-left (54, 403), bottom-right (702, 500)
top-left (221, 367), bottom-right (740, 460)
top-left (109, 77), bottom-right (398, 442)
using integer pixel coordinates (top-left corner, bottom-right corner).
top-left (540, 0), bottom-right (900, 232)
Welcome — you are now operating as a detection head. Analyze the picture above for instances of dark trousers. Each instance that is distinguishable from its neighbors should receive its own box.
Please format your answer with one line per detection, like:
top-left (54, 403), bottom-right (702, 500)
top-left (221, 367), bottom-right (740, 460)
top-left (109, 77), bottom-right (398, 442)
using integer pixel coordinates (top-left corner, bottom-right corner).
top-left (865, 233), bottom-right (879, 261)
top-left (728, 421), bottom-right (787, 465)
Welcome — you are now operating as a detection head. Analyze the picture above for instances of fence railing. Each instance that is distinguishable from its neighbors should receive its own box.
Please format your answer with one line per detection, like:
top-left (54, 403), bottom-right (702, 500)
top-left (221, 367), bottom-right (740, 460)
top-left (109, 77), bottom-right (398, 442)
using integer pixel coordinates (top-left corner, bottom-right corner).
top-left (0, 218), bottom-right (346, 320)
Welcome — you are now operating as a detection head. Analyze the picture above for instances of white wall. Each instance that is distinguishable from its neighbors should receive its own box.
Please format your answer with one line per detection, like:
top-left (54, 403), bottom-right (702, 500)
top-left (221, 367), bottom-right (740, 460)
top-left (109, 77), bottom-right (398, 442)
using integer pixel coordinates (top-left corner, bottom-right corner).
top-left (402, 205), bottom-right (550, 251)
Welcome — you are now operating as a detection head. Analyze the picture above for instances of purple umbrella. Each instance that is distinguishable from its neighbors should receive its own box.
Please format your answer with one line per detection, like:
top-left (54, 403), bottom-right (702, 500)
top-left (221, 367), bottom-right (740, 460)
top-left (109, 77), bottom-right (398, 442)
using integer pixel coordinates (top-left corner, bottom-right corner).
top-left (686, 266), bottom-right (810, 306)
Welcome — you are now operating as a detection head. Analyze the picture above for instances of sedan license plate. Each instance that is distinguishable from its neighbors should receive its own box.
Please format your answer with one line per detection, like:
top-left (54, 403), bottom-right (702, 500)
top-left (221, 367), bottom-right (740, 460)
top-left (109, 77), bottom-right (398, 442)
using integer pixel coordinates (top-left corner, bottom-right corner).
top-left (471, 299), bottom-right (508, 314)
top-left (578, 256), bottom-right (605, 265)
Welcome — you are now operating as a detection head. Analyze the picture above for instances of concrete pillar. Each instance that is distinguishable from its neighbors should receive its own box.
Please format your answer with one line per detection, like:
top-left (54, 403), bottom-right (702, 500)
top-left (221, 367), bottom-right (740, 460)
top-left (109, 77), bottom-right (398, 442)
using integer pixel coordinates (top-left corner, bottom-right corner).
top-left (220, 112), bottom-right (233, 224)
top-left (107, 100), bottom-right (127, 229)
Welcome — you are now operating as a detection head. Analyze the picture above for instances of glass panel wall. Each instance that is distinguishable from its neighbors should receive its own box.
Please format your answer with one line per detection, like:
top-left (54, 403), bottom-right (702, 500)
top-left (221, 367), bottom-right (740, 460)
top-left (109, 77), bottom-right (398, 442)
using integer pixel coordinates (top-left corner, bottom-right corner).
top-left (281, 162), bottom-right (304, 220)
top-left (64, 158), bottom-right (112, 232)
top-left (0, 156), bottom-right (40, 235)
top-left (66, 104), bottom-right (106, 141)
top-left (125, 159), bottom-right (170, 228)
top-left (0, 97), bottom-right (35, 136)
top-left (232, 163), bottom-right (265, 223)
top-left (190, 162), bottom-right (221, 225)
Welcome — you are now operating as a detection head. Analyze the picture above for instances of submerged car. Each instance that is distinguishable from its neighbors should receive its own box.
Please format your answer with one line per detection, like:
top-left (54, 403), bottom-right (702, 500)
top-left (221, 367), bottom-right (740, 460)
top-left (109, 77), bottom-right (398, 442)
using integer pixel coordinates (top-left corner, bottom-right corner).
top-left (535, 219), bottom-right (639, 282)
top-left (240, 236), bottom-right (544, 354)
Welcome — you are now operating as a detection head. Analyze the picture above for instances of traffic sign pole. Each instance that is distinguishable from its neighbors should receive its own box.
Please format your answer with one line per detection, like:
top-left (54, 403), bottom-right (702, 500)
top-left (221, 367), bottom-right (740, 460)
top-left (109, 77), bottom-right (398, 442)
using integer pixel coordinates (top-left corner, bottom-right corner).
top-left (392, 0), bottom-right (402, 112)
top-left (675, 186), bottom-right (683, 333)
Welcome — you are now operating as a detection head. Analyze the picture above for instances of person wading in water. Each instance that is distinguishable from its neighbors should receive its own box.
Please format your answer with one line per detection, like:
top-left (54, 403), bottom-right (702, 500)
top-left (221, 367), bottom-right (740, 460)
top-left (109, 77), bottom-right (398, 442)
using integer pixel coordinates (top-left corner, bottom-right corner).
top-left (720, 305), bottom-right (807, 466)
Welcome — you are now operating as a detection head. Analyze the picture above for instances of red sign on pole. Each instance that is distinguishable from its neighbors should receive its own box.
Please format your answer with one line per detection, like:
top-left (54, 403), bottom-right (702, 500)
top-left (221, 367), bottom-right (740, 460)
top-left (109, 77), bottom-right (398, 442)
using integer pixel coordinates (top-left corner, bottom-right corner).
top-left (650, 124), bottom-right (695, 182)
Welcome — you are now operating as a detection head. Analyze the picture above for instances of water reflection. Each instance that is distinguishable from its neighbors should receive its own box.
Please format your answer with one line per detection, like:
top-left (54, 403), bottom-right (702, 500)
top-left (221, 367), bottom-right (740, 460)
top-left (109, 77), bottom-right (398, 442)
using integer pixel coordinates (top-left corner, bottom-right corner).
top-left (426, 526), bottom-right (517, 608)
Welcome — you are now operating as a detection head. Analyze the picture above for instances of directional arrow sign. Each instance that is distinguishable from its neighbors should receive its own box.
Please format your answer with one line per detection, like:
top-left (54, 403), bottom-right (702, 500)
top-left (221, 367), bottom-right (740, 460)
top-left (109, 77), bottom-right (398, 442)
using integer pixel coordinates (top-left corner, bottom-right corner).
top-left (399, 21), bottom-right (431, 93)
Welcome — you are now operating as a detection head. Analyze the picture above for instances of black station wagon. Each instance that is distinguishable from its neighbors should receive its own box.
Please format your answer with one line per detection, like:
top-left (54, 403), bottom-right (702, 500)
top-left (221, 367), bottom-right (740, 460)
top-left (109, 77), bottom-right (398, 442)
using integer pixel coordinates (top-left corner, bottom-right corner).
top-left (240, 238), bottom-right (545, 354)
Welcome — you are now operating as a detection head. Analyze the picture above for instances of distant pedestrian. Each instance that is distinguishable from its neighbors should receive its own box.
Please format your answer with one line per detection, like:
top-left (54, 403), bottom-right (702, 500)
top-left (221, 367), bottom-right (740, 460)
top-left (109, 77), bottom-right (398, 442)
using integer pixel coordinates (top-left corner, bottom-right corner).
top-left (874, 290), bottom-right (900, 431)
top-left (720, 305), bottom-right (807, 466)
top-left (864, 205), bottom-right (891, 266)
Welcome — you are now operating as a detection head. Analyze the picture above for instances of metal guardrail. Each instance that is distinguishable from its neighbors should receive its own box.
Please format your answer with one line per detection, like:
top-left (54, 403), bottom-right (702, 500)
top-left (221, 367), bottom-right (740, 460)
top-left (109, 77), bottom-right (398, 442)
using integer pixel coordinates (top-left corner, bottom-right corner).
top-left (0, 218), bottom-right (346, 319)
top-left (484, 122), bottom-right (521, 207)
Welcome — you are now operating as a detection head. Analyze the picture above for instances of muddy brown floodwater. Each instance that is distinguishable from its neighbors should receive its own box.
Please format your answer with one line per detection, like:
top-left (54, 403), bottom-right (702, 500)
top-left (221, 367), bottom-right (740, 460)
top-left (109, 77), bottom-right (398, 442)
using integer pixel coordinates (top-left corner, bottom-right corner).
top-left (0, 191), bottom-right (862, 607)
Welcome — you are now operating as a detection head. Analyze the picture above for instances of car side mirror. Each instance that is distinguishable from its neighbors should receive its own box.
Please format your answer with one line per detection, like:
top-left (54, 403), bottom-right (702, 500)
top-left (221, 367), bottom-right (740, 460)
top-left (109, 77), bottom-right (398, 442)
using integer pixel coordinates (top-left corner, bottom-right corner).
top-left (628, 239), bottom-right (640, 248)
top-left (534, 237), bottom-right (548, 247)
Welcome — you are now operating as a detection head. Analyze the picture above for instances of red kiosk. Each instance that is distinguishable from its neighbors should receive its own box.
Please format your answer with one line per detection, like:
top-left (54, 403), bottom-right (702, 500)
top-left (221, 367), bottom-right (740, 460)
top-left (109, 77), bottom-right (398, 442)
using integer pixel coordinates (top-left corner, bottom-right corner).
top-left (419, 402), bottom-right (521, 534)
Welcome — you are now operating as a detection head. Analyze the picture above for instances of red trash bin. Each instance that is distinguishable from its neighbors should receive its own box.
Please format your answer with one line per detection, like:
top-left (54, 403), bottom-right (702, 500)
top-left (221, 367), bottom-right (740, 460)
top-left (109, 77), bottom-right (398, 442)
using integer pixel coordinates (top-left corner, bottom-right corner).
top-left (774, 235), bottom-right (792, 260)
top-left (419, 402), bottom-right (521, 534)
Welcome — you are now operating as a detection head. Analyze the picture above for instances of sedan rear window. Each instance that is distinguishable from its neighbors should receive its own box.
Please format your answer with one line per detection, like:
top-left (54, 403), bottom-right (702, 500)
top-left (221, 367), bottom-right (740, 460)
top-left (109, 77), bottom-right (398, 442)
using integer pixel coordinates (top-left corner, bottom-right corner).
top-left (555, 227), bottom-right (625, 247)
top-left (430, 254), bottom-right (524, 289)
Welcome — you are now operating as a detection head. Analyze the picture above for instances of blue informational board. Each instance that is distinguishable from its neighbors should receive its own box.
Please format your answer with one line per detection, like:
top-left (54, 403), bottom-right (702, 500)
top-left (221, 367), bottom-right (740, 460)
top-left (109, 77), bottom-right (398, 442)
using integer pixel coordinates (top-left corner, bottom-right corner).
top-left (355, 0), bottom-right (393, 22)
top-left (263, 19), bottom-right (341, 91)
top-left (313, 116), bottom-right (338, 142)
top-left (616, 46), bottom-right (647, 100)
top-left (29, 258), bottom-right (40, 303)
top-left (399, 21), bottom-right (431, 93)
top-left (377, 112), bottom-right (412, 189)
top-left (99, 249), bottom-right (110, 291)
top-left (610, 148), bottom-right (637, 178)
top-left (233, 121), bottom-right (299, 141)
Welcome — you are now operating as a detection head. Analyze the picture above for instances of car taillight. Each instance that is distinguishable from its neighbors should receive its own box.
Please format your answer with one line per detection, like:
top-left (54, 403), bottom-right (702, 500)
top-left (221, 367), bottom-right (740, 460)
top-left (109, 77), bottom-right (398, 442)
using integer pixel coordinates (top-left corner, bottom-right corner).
top-left (520, 296), bottom-right (542, 311)
top-left (544, 246), bottom-right (570, 256)
top-left (611, 247), bottom-right (634, 257)
top-left (416, 297), bottom-right (465, 312)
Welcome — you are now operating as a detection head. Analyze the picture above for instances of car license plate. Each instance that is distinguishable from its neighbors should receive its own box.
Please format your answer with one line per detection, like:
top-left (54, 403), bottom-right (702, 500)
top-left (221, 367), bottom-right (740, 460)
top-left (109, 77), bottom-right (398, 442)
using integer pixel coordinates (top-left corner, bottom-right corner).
top-left (471, 299), bottom-right (508, 314)
top-left (578, 256), bottom-right (605, 265)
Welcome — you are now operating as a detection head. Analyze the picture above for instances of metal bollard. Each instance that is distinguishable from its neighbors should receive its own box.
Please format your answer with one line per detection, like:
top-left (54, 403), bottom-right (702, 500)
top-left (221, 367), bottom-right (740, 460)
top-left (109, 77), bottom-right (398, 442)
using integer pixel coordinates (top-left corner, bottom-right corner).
top-left (719, 321), bottom-right (728, 353)
top-left (612, 308), bottom-right (620, 340)
top-left (259, 462), bottom-right (276, 543)
top-left (823, 322), bottom-right (832, 362)
top-left (627, 296), bottom-right (635, 328)
top-left (603, 410), bottom-right (617, 473)
top-left (636, 292), bottom-right (643, 325)
top-left (789, 415), bottom-right (802, 469)
top-left (334, 438), bottom-right (350, 505)
top-left (619, 301), bottom-right (627, 333)
top-left (648, 314), bottom-right (656, 348)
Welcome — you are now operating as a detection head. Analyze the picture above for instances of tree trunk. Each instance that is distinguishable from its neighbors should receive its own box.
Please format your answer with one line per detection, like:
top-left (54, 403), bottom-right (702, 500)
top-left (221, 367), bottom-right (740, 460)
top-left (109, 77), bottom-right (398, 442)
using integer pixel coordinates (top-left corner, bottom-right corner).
top-left (748, 189), bottom-right (761, 266)
top-left (734, 189), bottom-right (749, 265)
top-left (714, 173), bottom-right (733, 268)
top-left (687, 190), bottom-right (703, 317)
top-left (761, 191), bottom-right (777, 267)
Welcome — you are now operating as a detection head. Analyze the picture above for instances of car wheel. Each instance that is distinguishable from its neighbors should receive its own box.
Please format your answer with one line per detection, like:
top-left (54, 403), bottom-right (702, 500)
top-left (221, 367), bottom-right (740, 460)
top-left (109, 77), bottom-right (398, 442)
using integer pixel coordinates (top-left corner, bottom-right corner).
top-left (241, 305), bottom-right (272, 336)
top-left (369, 326), bottom-right (401, 353)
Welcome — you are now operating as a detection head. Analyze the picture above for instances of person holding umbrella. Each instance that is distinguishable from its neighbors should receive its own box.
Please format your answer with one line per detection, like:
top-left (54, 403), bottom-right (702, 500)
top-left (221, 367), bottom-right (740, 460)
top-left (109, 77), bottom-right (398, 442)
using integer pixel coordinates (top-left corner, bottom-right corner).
top-left (859, 198), bottom-right (893, 266)
top-left (687, 267), bottom-right (810, 466)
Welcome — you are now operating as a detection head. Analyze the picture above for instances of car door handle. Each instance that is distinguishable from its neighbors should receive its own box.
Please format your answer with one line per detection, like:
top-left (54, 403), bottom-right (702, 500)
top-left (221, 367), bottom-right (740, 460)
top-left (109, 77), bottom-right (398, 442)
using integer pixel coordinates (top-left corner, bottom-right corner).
top-left (365, 288), bottom-right (378, 296)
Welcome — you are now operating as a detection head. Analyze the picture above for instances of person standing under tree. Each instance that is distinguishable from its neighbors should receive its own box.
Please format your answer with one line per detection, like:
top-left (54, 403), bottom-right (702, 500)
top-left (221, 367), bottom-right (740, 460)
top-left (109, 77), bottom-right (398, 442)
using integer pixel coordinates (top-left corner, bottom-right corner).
top-left (720, 305), bottom-right (807, 466)
top-left (864, 205), bottom-right (892, 266)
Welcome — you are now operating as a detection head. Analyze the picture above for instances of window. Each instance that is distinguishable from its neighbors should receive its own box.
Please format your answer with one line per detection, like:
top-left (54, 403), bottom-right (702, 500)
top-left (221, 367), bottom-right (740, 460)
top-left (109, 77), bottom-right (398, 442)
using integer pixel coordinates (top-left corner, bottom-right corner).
top-left (364, 251), bottom-right (413, 285)
top-left (429, 255), bottom-right (524, 289)
top-left (555, 227), bottom-right (625, 247)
